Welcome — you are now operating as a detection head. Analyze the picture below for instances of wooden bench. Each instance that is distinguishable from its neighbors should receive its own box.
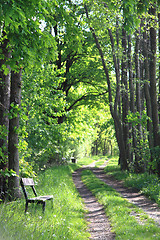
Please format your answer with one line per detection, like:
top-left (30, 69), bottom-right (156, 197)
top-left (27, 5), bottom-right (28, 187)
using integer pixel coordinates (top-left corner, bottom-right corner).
top-left (20, 178), bottom-right (53, 213)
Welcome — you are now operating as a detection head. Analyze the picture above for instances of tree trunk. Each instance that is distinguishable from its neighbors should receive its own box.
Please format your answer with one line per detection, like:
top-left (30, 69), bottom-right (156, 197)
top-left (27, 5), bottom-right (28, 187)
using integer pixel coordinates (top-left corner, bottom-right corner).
top-left (128, 35), bottom-right (135, 163)
top-left (0, 31), bottom-right (11, 200)
top-left (134, 29), bottom-right (144, 172)
top-left (113, 113), bottom-right (128, 170)
top-left (149, 7), bottom-right (160, 147)
top-left (128, 35), bottom-right (135, 114)
top-left (148, 7), bottom-right (160, 176)
top-left (143, 24), bottom-right (154, 150)
top-left (8, 68), bottom-right (22, 200)
top-left (135, 29), bottom-right (142, 128)
top-left (121, 27), bottom-right (131, 163)
top-left (108, 26), bottom-right (128, 170)
top-left (158, 13), bottom-right (160, 122)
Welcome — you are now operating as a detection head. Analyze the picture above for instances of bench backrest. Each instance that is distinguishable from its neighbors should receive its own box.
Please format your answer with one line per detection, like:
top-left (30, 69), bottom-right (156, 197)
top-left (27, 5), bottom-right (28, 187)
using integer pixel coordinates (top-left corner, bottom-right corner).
top-left (20, 178), bottom-right (37, 200)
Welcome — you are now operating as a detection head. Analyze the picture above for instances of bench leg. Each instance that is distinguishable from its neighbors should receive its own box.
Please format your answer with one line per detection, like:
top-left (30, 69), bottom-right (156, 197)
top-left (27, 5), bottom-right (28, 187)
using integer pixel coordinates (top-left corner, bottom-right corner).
top-left (51, 198), bottom-right (54, 209)
top-left (25, 202), bottom-right (28, 213)
top-left (42, 202), bottom-right (46, 213)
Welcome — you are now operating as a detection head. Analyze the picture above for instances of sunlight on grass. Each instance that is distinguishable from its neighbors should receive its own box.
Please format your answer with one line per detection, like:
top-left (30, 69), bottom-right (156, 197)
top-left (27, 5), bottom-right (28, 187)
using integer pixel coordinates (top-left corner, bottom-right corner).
top-left (77, 156), bottom-right (97, 166)
top-left (77, 155), bottom-right (108, 167)
top-left (0, 164), bottom-right (89, 240)
top-left (81, 169), bottom-right (160, 240)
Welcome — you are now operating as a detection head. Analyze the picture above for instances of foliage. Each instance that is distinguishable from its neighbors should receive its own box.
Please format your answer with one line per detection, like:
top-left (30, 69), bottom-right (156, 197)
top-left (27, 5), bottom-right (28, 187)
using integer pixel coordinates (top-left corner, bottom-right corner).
top-left (150, 146), bottom-right (160, 173)
top-left (0, 0), bottom-right (57, 68)
top-left (127, 111), bottom-right (151, 127)
top-left (20, 60), bottom-right (113, 168)
top-left (0, 168), bottom-right (17, 177)
top-left (0, 125), bottom-right (8, 162)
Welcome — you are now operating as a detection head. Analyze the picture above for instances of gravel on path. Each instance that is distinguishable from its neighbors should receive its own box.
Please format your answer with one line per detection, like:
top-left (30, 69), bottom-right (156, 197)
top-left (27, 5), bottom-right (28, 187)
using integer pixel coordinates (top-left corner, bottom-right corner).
top-left (72, 168), bottom-right (115, 240)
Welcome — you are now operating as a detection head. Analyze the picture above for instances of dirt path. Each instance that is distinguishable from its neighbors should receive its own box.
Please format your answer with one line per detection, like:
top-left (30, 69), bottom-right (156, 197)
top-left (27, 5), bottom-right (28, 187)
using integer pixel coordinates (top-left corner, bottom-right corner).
top-left (72, 168), bottom-right (115, 240)
top-left (92, 167), bottom-right (160, 226)
top-left (72, 162), bottom-right (160, 239)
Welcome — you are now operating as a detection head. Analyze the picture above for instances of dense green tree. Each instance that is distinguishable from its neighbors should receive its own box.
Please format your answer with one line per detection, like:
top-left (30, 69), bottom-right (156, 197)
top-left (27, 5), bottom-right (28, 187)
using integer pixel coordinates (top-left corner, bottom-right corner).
top-left (0, 0), bottom-right (56, 199)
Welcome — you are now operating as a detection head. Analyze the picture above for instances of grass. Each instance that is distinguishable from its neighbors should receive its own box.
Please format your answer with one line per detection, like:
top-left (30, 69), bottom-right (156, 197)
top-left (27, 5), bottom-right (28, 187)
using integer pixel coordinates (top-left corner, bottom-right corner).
top-left (81, 169), bottom-right (160, 240)
top-left (77, 155), bottom-right (107, 167)
top-left (76, 156), bottom-right (95, 166)
top-left (0, 164), bottom-right (90, 240)
top-left (104, 156), bottom-right (160, 206)
top-left (1, 155), bottom-right (160, 239)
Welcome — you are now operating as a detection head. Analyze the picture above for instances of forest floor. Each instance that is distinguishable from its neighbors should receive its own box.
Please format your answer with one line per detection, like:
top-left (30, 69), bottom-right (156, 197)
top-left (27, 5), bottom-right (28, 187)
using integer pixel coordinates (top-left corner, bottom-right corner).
top-left (72, 160), bottom-right (160, 239)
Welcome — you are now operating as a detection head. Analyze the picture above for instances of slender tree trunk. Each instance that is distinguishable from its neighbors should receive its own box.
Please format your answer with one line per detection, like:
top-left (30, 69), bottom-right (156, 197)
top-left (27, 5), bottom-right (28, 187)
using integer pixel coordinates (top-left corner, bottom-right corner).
top-left (158, 13), bottom-right (160, 122)
top-left (116, 20), bottom-right (122, 118)
top-left (0, 31), bottom-right (11, 200)
top-left (135, 29), bottom-right (142, 129)
top-left (149, 6), bottom-right (160, 175)
top-left (134, 29), bottom-right (144, 172)
top-left (121, 27), bottom-right (131, 163)
top-left (128, 35), bottom-right (135, 114)
top-left (149, 7), bottom-right (160, 148)
top-left (8, 68), bottom-right (22, 200)
top-left (128, 35), bottom-right (135, 163)
top-left (143, 24), bottom-right (154, 150)
top-left (108, 26), bottom-right (128, 170)
top-left (103, 138), bottom-right (106, 155)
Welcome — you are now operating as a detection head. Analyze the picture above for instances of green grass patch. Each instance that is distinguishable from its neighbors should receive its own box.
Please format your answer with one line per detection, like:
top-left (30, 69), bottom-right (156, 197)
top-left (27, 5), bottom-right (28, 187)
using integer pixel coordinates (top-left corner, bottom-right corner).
top-left (77, 155), bottom-right (102, 166)
top-left (94, 158), bottom-right (108, 167)
top-left (81, 169), bottom-right (160, 240)
top-left (77, 156), bottom-right (95, 166)
top-left (0, 164), bottom-right (90, 240)
top-left (77, 155), bottom-right (108, 167)
top-left (104, 157), bottom-right (160, 206)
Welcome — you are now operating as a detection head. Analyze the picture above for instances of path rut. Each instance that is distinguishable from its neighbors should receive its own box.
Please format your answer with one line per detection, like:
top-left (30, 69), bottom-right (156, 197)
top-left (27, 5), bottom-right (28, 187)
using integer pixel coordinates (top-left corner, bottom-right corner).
top-left (72, 168), bottom-right (115, 240)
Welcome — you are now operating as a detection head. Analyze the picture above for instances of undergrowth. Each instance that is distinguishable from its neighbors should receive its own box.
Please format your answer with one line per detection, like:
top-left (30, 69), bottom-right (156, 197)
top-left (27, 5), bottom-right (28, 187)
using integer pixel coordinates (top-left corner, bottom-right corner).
top-left (81, 169), bottom-right (160, 240)
top-left (0, 164), bottom-right (90, 240)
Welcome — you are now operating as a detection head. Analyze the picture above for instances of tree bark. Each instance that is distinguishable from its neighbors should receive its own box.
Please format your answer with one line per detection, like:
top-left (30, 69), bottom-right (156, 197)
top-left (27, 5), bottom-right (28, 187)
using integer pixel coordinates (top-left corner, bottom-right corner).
top-left (149, 6), bottom-right (160, 148)
top-left (128, 35), bottom-right (135, 114)
top-left (143, 24), bottom-right (154, 150)
top-left (128, 34), bottom-right (135, 163)
top-left (8, 68), bottom-right (22, 200)
top-left (121, 27), bottom-right (131, 163)
top-left (134, 29), bottom-right (144, 172)
top-left (0, 31), bottom-right (11, 200)
top-left (135, 29), bottom-right (142, 125)
top-left (108, 26), bottom-right (128, 170)
top-left (158, 13), bottom-right (160, 122)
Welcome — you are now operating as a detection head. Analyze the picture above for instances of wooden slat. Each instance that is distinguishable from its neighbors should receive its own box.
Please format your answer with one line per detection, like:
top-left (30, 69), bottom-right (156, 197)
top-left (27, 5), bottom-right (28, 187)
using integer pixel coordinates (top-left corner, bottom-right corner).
top-left (21, 178), bottom-right (35, 186)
